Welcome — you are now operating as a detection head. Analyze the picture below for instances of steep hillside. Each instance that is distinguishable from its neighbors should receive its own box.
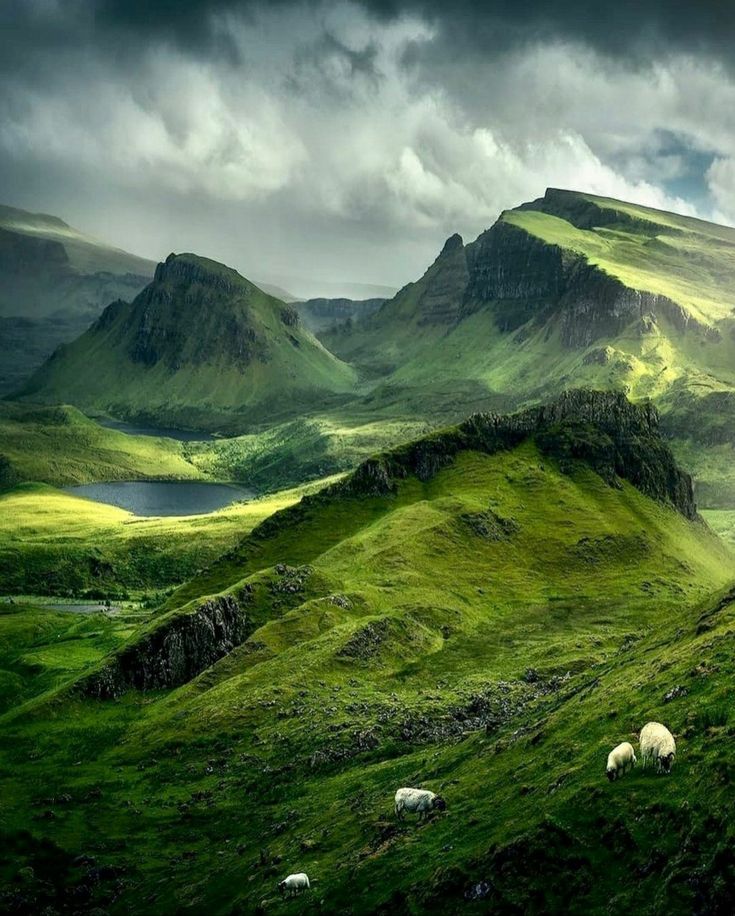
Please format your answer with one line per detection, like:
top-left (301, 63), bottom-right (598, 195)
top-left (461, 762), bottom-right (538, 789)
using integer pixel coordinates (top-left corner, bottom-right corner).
top-left (2, 392), bottom-right (733, 914)
top-left (0, 204), bottom-right (155, 393)
top-left (18, 253), bottom-right (357, 430)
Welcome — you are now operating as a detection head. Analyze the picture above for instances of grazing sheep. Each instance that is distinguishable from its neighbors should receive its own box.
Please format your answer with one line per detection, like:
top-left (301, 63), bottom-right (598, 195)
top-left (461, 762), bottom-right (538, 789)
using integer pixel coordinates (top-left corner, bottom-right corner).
top-left (606, 741), bottom-right (637, 781)
top-left (277, 873), bottom-right (310, 898)
top-left (640, 721), bottom-right (676, 774)
top-left (394, 787), bottom-right (447, 822)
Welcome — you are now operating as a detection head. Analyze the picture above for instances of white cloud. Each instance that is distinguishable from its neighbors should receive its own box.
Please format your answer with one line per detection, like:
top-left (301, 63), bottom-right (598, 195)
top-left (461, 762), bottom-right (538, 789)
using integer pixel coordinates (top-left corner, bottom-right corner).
top-left (1, 0), bottom-right (734, 285)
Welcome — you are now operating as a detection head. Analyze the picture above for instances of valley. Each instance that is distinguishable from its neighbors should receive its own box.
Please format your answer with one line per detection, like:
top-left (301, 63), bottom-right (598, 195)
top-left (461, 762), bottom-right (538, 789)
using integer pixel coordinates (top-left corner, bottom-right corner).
top-left (2, 392), bottom-right (735, 914)
top-left (3, 190), bottom-right (735, 915)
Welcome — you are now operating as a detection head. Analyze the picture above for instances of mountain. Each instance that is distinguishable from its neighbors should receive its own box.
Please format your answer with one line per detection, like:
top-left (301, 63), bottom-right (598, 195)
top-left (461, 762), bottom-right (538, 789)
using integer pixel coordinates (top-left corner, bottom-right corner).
top-left (2, 391), bottom-right (733, 914)
top-left (320, 188), bottom-right (735, 502)
top-left (294, 295), bottom-right (385, 335)
top-left (18, 252), bottom-right (357, 431)
top-left (0, 204), bottom-right (155, 393)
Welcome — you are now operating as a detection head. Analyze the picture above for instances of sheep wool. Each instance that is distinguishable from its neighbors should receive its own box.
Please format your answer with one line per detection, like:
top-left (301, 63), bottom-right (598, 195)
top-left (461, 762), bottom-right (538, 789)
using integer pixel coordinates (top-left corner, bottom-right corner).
top-left (606, 741), bottom-right (637, 781)
top-left (278, 873), bottom-right (310, 898)
top-left (640, 721), bottom-right (676, 774)
top-left (394, 787), bottom-right (447, 821)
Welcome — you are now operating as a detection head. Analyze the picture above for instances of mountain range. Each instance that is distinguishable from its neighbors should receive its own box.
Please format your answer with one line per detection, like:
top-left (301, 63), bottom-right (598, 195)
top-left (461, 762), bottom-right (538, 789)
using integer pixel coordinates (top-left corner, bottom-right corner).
top-left (13, 186), bottom-right (735, 506)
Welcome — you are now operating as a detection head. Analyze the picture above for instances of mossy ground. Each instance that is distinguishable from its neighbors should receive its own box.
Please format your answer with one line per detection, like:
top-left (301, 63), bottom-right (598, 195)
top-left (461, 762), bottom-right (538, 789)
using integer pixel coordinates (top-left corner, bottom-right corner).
top-left (1, 445), bottom-right (732, 914)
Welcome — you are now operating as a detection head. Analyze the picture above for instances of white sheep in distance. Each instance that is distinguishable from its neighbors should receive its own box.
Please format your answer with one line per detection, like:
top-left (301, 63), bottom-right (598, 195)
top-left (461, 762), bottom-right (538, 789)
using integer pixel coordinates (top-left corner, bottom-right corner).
top-left (277, 873), bottom-right (310, 898)
top-left (640, 721), bottom-right (676, 774)
top-left (394, 787), bottom-right (447, 822)
top-left (606, 741), bottom-right (637, 781)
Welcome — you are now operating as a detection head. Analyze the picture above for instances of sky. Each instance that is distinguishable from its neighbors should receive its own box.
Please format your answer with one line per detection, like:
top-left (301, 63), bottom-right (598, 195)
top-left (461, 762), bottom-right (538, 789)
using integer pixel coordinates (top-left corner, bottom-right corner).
top-left (1, 0), bottom-right (735, 297)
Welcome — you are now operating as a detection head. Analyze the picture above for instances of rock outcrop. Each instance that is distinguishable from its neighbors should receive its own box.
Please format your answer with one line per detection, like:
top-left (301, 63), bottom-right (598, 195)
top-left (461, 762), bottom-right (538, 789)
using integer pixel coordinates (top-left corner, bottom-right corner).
top-left (339, 389), bottom-right (697, 518)
top-left (79, 595), bottom-right (252, 699)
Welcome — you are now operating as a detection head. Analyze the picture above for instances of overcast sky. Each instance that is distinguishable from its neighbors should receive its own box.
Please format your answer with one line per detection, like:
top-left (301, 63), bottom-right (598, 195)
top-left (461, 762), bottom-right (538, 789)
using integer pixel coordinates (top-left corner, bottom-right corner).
top-left (2, 0), bottom-right (734, 296)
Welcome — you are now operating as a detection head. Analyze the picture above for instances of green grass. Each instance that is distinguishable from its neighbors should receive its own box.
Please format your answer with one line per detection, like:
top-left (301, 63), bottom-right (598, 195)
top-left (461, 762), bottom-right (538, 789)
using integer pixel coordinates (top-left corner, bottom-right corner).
top-left (0, 402), bottom-right (200, 487)
top-left (1, 434), bottom-right (733, 913)
top-left (0, 478), bottom-right (329, 597)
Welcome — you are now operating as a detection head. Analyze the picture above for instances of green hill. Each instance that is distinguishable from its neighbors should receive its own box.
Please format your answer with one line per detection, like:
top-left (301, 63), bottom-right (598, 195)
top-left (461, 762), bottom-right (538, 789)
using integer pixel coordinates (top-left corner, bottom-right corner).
top-left (18, 253), bottom-right (357, 430)
top-left (2, 391), bottom-right (734, 914)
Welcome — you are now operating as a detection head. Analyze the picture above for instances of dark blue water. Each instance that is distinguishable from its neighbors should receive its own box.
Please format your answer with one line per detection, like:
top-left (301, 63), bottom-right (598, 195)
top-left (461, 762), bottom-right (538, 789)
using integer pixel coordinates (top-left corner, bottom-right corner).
top-left (64, 481), bottom-right (254, 517)
top-left (96, 418), bottom-right (214, 442)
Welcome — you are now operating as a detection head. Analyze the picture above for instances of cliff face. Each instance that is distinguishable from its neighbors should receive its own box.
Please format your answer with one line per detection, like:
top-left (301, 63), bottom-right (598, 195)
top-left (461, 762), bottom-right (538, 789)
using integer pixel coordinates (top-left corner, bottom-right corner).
top-left (464, 221), bottom-right (565, 308)
top-left (80, 595), bottom-right (252, 699)
top-left (416, 233), bottom-right (470, 326)
top-left (342, 389), bottom-right (697, 519)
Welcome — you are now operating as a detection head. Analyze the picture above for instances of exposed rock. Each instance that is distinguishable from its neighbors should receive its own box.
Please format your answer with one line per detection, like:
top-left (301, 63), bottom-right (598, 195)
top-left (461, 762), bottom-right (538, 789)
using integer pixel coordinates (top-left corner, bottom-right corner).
top-left (78, 595), bottom-right (251, 698)
top-left (664, 685), bottom-right (689, 703)
top-left (461, 508), bottom-right (519, 540)
top-left (342, 389), bottom-right (697, 519)
top-left (337, 619), bottom-right (390, 660)
top-left (416, 233), bottom-right (469, 327)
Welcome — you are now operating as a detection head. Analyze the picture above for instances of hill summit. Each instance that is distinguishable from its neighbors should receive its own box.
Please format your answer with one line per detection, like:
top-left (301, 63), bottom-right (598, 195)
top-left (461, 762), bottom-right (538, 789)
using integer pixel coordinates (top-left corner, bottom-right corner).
top-left (19, 252), bottom-right (356, 431)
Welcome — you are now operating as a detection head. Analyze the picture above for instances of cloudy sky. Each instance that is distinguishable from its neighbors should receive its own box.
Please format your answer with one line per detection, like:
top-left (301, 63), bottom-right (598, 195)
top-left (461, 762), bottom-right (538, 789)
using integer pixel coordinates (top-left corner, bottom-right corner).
top-left (2, 0), bottom-right (734, 296)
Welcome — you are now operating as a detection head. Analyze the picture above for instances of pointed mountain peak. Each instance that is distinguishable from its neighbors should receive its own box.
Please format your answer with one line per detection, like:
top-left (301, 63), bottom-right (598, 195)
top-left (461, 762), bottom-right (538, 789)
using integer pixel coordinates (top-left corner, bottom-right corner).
top-left (438, 233), bottom-right (464, 257)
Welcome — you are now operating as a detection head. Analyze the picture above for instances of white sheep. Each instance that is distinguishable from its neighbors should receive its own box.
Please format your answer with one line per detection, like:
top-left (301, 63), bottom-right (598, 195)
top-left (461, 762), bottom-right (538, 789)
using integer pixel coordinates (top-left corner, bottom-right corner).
top-left (640, 721), bottom-right (676, 774)
top-left (277, 873), bottom-right (310, 898)
top-left (606, 741), bottom-right (637, 781)
top-left (394, 787), bottom-right (447, 822)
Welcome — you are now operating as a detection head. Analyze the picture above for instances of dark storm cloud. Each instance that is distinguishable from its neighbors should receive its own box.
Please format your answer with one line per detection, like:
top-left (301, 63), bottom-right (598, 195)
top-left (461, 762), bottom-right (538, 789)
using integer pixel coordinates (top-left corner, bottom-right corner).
top-left (1, 0), bottom-right (734, 292)
top-left (88, 0), bottom-right (735, 65)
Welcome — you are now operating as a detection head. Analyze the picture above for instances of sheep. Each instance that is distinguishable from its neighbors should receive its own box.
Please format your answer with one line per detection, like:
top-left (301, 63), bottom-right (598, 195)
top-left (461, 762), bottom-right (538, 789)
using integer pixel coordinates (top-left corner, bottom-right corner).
top-left (277, 873), bottom-right (310, 898)
top-left (606, 741), bottom-right (637, 781)
top-left (394, 787), bottom-right (447, 822)
top-left (640, 721), bottom-right (676, 774)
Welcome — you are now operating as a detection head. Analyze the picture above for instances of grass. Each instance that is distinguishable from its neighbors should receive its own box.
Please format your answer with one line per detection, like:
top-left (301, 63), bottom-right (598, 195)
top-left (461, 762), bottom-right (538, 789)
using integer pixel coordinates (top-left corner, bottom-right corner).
top-left (0, 478), bottom-right (330, 597)
top-left (1, 432), bottom-right (733, 913)
top-left (0, 402), bottom-right (200, 487)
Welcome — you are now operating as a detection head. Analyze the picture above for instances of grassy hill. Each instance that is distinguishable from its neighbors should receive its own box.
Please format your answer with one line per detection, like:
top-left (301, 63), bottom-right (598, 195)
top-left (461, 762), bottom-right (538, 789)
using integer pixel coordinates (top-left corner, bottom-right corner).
top-left (2, 392), bottom-right (734, 914)
top-left (0, 402), bottom-right (200, 487)
top-left (18, 253), bottom-right (357, 430)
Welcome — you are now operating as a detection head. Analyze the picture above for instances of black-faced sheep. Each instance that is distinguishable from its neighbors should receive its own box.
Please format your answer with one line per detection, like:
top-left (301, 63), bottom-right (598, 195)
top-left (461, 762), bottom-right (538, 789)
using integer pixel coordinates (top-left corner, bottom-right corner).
top-left (606, 741), bottom-right (637, 781)
top-left (394, 787), bottom-right (446, 822)
top-left (277, 873), bottom-right (310, 898)
top-left (640, 721), bottom-right (676, 773)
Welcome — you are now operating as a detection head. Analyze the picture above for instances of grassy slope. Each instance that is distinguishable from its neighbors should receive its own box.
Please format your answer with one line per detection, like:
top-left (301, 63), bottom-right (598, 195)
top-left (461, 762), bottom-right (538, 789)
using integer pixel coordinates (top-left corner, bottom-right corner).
top-left (317, 191), bottom-right (735, 508)
top-left (0, 478), bottom-right (327, 598)
top-left (0, 402), bottom-right (200, 487)
top-left (1, 443), bottom-right (732, 913)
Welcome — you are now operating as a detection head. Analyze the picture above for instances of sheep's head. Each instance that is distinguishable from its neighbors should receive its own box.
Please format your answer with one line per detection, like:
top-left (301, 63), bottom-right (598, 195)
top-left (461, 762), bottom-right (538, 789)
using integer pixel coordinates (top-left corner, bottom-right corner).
top-left (606, 768), bottom-right (616, 782)
top-left (277, 881), bottom-right (286, 896)
top-left (433, 796), bottom-right (447, 811)
top-left (660, 752), bottom-right (675, 773)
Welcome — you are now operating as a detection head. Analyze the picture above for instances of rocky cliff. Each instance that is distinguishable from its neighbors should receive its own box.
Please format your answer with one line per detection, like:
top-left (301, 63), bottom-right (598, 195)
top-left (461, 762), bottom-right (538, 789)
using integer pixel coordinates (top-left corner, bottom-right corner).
top-left (79, 595), bottom-right (252, 699)
top-left (340, 389), bottom-right (697, 519)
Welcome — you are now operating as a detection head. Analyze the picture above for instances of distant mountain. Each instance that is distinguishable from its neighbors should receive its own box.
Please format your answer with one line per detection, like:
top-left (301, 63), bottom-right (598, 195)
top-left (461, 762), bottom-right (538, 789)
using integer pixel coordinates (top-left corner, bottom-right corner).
top-left (294, 296), bottom-right (385, 335)
top-left (0, 204), bottom-right (155, 393)
top-left (0, 204), bottom-right (155, 320)
top-left (18, 253), bottom-right (356, 431)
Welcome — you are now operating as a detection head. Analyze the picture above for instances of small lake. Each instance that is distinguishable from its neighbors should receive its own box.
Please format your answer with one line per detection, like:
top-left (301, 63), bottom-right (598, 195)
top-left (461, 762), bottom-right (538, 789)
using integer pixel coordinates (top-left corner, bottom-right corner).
top-left (64, 481), bottom-right (254, 517)
top-left (95, 418), bottom-right (214, 442)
